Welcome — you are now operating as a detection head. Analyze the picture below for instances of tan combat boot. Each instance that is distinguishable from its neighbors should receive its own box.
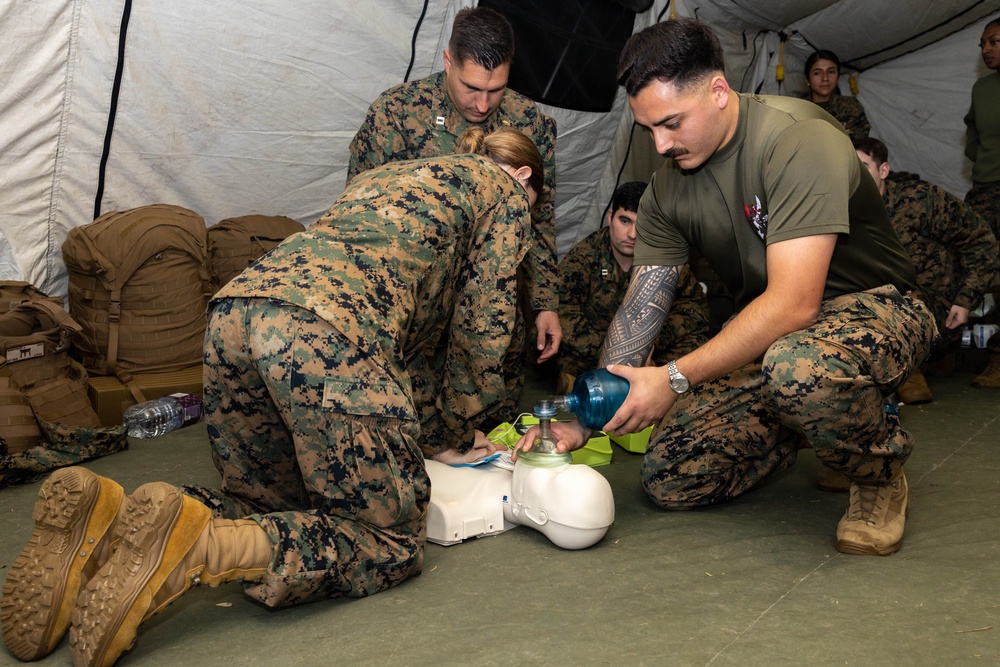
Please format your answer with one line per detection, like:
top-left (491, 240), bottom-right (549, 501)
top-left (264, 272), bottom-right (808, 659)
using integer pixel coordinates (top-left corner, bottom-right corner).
top-left (69, 482), bottom-right (272, 667)
top-left (835, 472), bottom-right (909, 556)
top-left (896, 370), bottom-right (933, 404)
top-left (1, 467), bottom-right (124, 661)
top-left (971, 352), bottom-right (1000, 389)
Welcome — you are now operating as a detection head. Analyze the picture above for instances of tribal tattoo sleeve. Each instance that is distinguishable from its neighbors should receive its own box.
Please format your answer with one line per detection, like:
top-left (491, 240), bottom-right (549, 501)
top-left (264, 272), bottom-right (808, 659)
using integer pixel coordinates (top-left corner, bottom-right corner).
top-left (598, 265), bottom-right (679, 367)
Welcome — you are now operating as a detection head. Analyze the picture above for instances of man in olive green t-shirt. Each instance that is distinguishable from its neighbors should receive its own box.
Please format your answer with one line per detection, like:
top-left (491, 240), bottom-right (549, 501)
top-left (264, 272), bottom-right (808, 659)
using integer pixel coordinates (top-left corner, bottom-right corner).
top-left (517, 19), bottom-right (938, 558)
top-left (963, 17), bottom-right (1000, 388)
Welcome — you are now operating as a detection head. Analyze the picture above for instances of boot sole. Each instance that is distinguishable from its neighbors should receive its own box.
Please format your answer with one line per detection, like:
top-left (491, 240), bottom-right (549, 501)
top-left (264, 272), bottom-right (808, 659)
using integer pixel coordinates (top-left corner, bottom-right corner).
top-left (1, 467), bottom-right (123, 661)
top-left (834, 536), bottom-right (904, 557)
top-left (69, 482), bottom-right (209, 667)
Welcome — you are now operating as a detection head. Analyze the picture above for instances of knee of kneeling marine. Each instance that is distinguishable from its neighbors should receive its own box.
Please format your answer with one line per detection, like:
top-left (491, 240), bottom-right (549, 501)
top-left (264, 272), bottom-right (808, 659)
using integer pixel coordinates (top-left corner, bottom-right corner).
top-left (641, 469), bottom-right (731, 510)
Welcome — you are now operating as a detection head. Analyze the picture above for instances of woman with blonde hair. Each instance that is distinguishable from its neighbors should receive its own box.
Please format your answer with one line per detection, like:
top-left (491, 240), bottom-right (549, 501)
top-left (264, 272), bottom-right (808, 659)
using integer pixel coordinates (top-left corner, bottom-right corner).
top-left (2, 128), bottom-right (542, 667)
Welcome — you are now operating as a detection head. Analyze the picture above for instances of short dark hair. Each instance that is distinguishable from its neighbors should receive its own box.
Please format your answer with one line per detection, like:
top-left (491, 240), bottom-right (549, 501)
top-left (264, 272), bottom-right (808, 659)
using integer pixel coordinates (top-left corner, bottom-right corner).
top-left (616, 18), bottom-right (725, 97)
top-left (852, 136), bottom-right (888, 165)
top-left (804, 50), bottom-right (841, 77)
top-left (449, 7), bottom-right (515, 71)
top-left (610, 181), bottom-right (647, 215)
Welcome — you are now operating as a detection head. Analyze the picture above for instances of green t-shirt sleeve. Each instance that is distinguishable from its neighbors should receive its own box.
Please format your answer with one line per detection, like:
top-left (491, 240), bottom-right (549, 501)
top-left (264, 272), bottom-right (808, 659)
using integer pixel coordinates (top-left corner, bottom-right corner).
top-left (764, 118), bottom-right (857, 244)
top-left (633, 170), bottom-right (690, 267)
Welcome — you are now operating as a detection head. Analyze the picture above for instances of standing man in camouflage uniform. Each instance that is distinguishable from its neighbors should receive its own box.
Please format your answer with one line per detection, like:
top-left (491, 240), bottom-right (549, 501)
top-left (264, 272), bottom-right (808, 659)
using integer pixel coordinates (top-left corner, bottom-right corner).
top-left (557, 181), bottom-right (710, 393)
top-left (347, 6), bottom-right (561, 418)
top-left (2, 128), bottom-right (543, 667)
top-left (518, 19), bottom-right (937, 558)
top-left (854, 137), bottom-right (999, 404)
top-left (964, 17), bottom-right (1000, 388)
top-left (803, 50), bottom-right (870, 140)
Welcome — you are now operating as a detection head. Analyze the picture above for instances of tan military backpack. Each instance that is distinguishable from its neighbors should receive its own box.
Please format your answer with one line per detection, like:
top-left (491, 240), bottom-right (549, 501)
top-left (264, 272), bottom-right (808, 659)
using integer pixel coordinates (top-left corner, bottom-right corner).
top-left (207, 214), bottom-right (305, 293)
top-left (63, 204), bottom-right (211, 401)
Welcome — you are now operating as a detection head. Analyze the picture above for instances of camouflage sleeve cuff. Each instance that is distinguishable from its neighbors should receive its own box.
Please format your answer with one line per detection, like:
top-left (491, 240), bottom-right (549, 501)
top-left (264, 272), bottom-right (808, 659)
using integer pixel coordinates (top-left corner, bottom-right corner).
top-left (530, 288), bottom-right (559, 314)
top-left (954, 292), bottom-right (980, 312)
top-left (417, 416), bottom-right (476, 457)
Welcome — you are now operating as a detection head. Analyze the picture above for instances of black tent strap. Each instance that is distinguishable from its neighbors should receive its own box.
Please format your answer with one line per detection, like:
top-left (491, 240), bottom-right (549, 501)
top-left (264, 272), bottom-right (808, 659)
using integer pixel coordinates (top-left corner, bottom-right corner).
top-left (404, 0), bottom-right (430, 83)
top-left (94, 0), bottom-right (133, 221)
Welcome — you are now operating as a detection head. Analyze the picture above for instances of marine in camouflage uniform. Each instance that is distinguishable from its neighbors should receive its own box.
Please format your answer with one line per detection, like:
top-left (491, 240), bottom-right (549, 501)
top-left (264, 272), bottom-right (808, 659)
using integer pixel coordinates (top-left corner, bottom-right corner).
top-left (883, 177), bottom-right (998, 344)
top-left (635, 93), bottom-right (936, 509)
top-left (813, 93), bottom-right (870, 140)
top-left (557, 226), bottom-right (709, 379)
top-left (347, 70), bottom-right (558, 418)
top-left (964, 35), bottom-right (1000, 375)
top-left (183, 154), bottom-right (531, 606)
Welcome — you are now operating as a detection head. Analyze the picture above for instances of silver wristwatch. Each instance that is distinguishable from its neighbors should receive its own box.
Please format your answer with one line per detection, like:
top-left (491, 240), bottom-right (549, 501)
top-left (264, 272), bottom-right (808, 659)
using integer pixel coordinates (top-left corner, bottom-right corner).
top-left (667, 360), bottom-right (690, 394)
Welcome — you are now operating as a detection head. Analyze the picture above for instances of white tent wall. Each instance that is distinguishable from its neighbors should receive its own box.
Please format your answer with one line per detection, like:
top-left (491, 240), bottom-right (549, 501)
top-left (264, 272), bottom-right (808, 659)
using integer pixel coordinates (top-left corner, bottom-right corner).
top-left (3, 0), bottom-right (457, 299)
top-left (1, 0), bottom-right (998, 301)
top-left (1, 1), bottom-right (81, 293)
top-left (857, 22), bottom-right (990, 195)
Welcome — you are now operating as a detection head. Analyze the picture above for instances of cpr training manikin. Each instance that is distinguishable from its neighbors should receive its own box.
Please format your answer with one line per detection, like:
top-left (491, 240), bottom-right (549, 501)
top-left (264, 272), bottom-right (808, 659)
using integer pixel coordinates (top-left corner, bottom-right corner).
top-left (425, 448), bottom-right (615, 550)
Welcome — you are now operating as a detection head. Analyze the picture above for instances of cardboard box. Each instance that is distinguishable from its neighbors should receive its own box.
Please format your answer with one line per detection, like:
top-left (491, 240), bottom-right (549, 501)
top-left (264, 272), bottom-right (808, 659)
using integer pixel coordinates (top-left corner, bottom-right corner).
top-left (87, 366), bottom-right (204, 427)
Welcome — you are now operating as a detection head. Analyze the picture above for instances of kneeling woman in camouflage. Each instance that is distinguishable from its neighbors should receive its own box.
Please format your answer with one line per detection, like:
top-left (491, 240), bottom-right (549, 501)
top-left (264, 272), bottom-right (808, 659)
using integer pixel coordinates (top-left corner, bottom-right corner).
top-left (2, 127), bottom-right (542, 667)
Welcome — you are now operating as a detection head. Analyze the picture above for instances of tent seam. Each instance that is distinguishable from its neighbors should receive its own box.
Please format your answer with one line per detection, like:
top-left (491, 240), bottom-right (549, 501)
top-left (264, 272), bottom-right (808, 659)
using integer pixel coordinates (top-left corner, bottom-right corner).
top-left (47, 0), bottom-right (85, 293)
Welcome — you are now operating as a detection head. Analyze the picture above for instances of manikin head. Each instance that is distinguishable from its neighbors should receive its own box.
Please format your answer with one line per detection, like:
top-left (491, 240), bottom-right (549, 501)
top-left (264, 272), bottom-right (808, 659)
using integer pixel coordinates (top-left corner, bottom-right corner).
top-left (505, 451), bottom-right (615, 550)
top-left (443, 7), bottom-right (515, 123)
top-left (853, 137), bottom-right (890, 196)
top-left (423, 454), bottom-right (615, 550)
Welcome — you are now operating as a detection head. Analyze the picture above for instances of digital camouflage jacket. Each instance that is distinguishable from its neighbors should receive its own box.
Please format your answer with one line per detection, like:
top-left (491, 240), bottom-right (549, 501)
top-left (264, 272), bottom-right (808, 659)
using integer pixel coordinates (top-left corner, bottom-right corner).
top-left (347, 71), bottom-right (558, 313)
top-left (884, 177), bottom-right (999, 326)
top-left (217, 154), bottom-right (532, 453)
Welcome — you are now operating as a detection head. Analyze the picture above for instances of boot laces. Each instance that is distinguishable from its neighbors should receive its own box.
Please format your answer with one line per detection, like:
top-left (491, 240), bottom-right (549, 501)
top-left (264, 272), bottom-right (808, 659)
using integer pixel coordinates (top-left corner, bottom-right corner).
top-left (848, 482), bottom-right (892, 526)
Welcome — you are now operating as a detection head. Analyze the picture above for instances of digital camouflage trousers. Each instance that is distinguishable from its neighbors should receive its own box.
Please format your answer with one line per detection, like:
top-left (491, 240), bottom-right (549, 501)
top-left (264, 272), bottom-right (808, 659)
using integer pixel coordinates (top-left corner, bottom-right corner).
top-left (182, 297), bottom-right (428, 608)
top-left (642, 285), bottom-right (938, 508)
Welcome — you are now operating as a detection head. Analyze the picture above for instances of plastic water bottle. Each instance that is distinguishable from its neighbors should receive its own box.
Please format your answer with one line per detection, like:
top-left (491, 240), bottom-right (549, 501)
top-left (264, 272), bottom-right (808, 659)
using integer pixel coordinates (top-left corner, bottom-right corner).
top-left (552, 368), bottom-right (630, 431)
top-left (123, 392), bottom-right (204, 439)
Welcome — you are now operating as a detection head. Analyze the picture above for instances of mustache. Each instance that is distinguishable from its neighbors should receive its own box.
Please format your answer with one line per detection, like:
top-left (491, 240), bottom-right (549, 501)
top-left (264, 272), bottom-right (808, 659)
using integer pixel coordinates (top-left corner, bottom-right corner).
top-left (663, 148), bottom-right (689, 159)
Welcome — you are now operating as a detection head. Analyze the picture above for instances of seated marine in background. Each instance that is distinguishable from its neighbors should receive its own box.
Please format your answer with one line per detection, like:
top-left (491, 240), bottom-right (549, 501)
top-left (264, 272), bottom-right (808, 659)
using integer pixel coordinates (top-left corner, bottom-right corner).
top-left (803, 49), bottom-right (870, 139)
top-left (854, 137), bottom-right (999, 403)
top-left (556, 181), bottom-right (710, 393)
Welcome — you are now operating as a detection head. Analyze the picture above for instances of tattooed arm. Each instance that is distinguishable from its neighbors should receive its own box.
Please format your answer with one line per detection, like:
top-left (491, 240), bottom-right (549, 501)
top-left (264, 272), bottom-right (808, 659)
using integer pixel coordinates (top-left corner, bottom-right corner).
top-left (602, 234), bottom-right (837, 436)
top-left (598, 265), bottom-right (679, 367)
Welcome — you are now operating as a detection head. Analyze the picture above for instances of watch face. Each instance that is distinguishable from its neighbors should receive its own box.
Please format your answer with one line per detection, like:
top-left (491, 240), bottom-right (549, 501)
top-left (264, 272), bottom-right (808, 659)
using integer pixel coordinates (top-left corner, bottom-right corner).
top-left (668, 361), bottom-right (689, 393)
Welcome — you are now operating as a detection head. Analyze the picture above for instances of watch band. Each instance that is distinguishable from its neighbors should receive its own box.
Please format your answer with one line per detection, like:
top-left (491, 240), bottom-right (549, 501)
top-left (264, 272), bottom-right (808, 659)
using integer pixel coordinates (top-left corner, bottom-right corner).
top-left (667, 360), bottom-right (690, 394)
